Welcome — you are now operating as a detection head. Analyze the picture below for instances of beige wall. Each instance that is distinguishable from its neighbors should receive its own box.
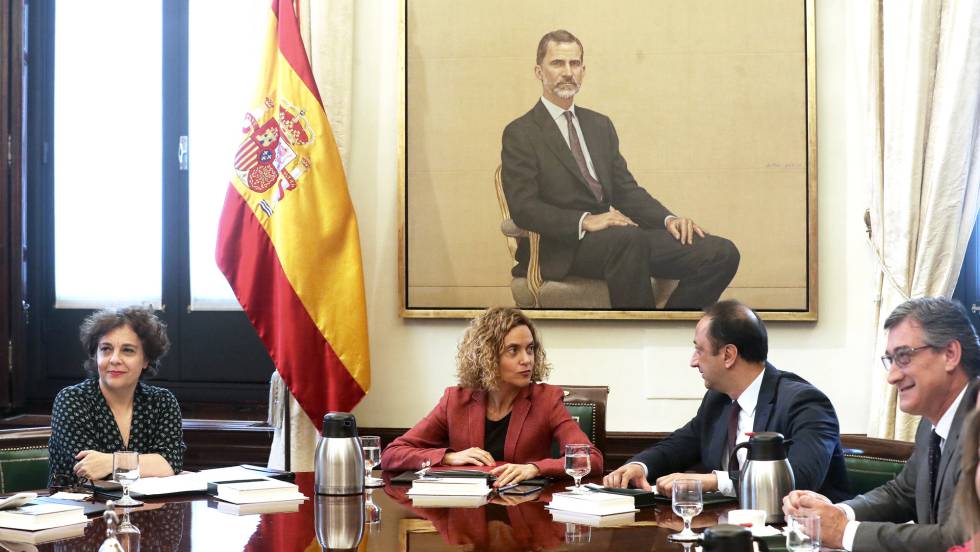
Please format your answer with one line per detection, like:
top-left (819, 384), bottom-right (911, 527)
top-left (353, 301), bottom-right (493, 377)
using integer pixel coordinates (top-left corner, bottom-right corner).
top-left (405, 0), bottom-right (810, 310)
top-left (347, 0), bottom-right (876, 434)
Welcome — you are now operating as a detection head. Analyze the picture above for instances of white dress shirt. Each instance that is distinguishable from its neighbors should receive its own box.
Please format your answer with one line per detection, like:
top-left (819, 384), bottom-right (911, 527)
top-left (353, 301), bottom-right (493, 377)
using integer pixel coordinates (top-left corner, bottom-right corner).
top-left (630, 368), bottom-right (766, 496)
top-left (714, 368), bottom-right (766, 496)
top-left (836, 385), bottom-right (968, 551)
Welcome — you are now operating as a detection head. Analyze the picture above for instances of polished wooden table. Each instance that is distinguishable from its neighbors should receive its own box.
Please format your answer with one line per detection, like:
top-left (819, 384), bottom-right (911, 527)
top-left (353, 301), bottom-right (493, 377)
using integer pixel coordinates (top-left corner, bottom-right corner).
top-left (29, 472), bottom-right (787, 551)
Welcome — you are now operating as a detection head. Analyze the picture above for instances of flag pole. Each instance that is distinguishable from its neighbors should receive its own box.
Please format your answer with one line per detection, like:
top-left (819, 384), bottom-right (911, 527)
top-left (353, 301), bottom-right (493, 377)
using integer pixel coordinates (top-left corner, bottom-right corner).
top-left (284, 391), bottom-right (292, 471)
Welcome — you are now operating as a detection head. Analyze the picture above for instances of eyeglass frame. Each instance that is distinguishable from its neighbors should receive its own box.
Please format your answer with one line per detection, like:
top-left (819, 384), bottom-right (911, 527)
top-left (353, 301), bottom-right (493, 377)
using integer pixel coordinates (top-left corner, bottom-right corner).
top-left (880, 344), bottom-right (940, 371)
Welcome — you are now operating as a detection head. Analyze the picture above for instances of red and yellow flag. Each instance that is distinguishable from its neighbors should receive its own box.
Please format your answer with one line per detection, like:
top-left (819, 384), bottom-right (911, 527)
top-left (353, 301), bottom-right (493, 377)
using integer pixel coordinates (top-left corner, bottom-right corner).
top-left (216, 0), bottom-right (369, 428)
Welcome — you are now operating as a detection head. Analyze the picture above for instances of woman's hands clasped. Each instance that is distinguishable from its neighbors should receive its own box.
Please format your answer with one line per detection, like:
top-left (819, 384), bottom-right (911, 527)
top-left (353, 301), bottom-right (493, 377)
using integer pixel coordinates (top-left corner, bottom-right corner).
top-left (442, 447), bottom-right (540, 487)
top-left (443, 447), bottom-right (495, 467)
top-left (490, 463), bottom-right (540, 487)
top-left (73, 450), bottom-right (113, 481)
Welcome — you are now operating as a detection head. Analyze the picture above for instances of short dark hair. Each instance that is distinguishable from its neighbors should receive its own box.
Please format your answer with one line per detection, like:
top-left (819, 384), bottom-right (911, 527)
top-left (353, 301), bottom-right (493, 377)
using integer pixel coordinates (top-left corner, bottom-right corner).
top-left (884, 297), bottom-right (980, 377)
top-left (703, 300), bottom-right (768, 363)
top-left (536, 29), bottom-right (584, 65)
top-left (79, 306), bottom-right (170, 378)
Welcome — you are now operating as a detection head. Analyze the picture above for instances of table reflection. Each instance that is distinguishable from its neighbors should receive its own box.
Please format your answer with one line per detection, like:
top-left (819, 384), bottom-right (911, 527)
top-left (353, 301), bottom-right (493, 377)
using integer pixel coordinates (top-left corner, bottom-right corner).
top-left (22, 472), bottom-right (769, 551)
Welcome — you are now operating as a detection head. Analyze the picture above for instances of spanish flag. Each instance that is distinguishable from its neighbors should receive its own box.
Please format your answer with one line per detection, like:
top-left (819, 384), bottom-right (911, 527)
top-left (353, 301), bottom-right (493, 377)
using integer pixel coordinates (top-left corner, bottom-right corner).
top-left (216, 0), bottom-right (370, 428)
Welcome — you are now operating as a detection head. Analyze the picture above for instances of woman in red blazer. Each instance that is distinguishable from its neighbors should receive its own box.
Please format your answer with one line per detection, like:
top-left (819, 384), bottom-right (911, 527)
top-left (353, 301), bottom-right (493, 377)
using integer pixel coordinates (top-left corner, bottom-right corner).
top-left (380, 307), bottom-right (603, 486)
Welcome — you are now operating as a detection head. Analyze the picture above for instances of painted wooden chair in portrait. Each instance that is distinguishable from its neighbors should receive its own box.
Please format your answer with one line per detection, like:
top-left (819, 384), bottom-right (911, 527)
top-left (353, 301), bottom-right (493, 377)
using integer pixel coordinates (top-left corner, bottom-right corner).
top-left (493, 166), bottom-right (677, 309)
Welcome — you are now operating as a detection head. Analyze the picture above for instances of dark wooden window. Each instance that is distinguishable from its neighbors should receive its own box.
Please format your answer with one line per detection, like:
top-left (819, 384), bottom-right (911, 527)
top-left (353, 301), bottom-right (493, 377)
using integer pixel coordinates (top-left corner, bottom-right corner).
top-left (18, 1), bottom-right (274, 416)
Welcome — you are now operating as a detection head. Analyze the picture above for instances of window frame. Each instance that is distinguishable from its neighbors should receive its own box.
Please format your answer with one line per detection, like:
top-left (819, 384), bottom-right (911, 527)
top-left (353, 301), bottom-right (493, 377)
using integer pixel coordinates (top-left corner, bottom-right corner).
top-left (22, 0), bottom-right (275, 412)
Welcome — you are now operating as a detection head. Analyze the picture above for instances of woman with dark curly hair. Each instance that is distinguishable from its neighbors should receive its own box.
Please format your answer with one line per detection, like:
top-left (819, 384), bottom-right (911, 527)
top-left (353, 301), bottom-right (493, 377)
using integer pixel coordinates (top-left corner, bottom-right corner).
top-left (47, 306), bottom-right (185, 487)
top-left (380, 307), bottom-right (602, 486)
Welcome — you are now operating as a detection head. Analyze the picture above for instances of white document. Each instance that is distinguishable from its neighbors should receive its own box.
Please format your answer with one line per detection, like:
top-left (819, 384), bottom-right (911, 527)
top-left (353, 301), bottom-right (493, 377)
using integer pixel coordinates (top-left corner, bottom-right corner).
top-left (130, 472), bottom-right (207, 496)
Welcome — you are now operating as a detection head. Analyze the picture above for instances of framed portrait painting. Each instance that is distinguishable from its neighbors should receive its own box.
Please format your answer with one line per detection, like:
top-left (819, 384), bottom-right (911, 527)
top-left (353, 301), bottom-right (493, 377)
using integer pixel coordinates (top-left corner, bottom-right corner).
top-left (400, 0), bottom-right (816, 320)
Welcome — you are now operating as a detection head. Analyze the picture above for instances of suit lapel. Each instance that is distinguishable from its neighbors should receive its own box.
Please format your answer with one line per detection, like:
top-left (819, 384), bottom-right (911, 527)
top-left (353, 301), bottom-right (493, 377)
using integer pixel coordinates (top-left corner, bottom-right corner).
top-left (505, 386), bottom-right (533, 463)
top-left (576, 110), bottom-right (611, 199)
top-left (468, 391), bottom-right (486, 450)
top-left (532, 101), bottom-right (595, 196)
top-left (753, 363), bottom-right (780, 431)
top-left (934, 388), bottom-right (971, 519)
top-left (708, 401), bottom-right (735, 470)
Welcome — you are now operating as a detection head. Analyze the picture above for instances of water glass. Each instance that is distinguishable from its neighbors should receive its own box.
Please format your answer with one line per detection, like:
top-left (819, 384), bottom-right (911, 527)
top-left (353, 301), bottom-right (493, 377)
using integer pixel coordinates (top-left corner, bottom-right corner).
top-left (563, 444), bottom-right (591, 491)
top-left (670, 478), bottom-right (703, 541)
top-left (786, 513), bottom-right (821, 551)
top-left (564, 522), bottom-right (592, 544)
top-left (113, 451), bottom-right (142, 507)
top-left (364, 488), bottom-right (382, 524)
top-left (360, 436), bottom-right (383, 487)
top-left (117, 509), bottom-right (141, 552)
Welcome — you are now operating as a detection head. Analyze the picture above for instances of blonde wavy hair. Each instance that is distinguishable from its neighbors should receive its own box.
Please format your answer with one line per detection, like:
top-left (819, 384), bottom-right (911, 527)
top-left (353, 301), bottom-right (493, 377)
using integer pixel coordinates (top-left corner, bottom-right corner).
top-left (455, 307), bottom-right (552, 390)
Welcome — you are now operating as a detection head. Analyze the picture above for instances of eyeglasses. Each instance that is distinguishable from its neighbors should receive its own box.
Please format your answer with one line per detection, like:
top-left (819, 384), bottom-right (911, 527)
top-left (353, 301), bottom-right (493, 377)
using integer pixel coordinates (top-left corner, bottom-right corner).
top-left (49, 473), bottom-right (91, 494)
top-left (880, 345), bottom-right (937, 371)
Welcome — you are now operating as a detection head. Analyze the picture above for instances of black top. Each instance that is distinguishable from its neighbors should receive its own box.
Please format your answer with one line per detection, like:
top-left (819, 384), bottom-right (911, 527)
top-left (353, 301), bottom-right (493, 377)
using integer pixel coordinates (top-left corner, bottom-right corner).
top-left (48, 378), bottom-right (186, 486)
top-left (484, 412), bottom-right (511, 461)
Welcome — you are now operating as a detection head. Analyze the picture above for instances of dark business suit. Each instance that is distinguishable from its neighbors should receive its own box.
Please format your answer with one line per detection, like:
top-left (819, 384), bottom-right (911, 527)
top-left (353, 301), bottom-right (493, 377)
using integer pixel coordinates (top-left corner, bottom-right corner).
top-left (841, 381), bottom-right (978, 552)
top-left (500, 100), bottom-right (739, 309)
top-left (629, 363), bottom-right (851, 502)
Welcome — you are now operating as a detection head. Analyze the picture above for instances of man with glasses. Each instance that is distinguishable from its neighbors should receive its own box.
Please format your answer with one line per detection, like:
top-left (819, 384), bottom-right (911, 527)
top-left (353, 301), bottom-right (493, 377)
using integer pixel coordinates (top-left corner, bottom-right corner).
top-left (784, 297), bottom-right (980, 552)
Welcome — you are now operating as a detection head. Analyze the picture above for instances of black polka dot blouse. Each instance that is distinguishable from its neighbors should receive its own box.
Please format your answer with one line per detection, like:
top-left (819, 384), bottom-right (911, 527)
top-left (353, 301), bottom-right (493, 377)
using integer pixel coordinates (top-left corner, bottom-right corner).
top-left (48, 378), bottom-right (186, 487)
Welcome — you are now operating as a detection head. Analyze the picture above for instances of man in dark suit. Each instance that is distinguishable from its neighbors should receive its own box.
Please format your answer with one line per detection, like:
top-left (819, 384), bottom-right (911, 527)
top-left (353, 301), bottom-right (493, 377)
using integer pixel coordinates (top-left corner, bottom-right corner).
top-left (784, 297), bottom-right (980, 551)
top-left (603, 300), bottom-right (850, 501)
top-left (501, 30), bottom-right (740, 309)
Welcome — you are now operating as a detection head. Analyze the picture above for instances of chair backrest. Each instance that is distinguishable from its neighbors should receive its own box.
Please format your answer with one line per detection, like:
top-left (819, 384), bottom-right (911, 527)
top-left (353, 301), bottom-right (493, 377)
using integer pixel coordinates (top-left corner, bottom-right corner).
top-left (493, 165), bottom-right (520, 261)
top-left (551, 385), bottom-right (609, 463)
top-left (844, 453), bottom-right (906, 496)
top-left (0, 426), bottom-right (52, 493)
top-left (0, 446), bottom-right (50, 493)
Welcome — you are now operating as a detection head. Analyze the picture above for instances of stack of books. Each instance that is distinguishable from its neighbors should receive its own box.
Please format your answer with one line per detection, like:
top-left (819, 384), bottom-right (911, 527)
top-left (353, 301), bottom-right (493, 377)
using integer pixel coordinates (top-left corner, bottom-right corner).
top-left (0, 520), bottom-right (87, 546)
top-left (406, 476), bottom-right (491, 497)
top-left (207, 478), bottom-right (307, 505)
top-left (550, 509), bottom-right (637, 527)
top-left (547, 491), bottom-right (638, 516)
top-left (0, 503), bottom-right (88, 533)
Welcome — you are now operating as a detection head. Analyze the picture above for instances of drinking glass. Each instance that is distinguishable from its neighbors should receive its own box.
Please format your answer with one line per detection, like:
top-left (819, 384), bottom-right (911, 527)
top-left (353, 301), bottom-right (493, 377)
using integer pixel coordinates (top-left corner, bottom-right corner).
top-left (113, 451), bottom-right (142, 507)
top-left (117, 509), bottom-right (141, 552)
top-left (670, 478), bottom-right (703, 541)
top-left (364, 488), bottom-right (382, 524)
top-left (360, 436), bottom-right (383, 487)
top-left (786, 513), bottom-right (821, 551)
top-left (564, 444), bottom-right (591, 492)
top-left (563, 522), bottom-right (591, 544)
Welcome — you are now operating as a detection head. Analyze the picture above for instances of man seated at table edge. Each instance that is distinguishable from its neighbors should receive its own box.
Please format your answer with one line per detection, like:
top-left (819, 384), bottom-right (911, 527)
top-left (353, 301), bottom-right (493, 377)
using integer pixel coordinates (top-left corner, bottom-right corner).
top-left (603, 299), bottom-right (850, 502)
top-left (784, 297), bottom-right (980, 551)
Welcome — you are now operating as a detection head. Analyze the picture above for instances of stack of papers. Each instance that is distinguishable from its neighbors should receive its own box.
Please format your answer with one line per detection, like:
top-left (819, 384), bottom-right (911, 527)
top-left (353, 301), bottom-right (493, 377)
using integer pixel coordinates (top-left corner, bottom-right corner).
top-left (0, 521), bottom-right (87, 545)
top-left (208, 498), bottom-right (306, 516)
top-left (0, 503), bottom-right (87, 531)
top-left (207, 479), bottom-right (306, 505)
top-left (547, 491), bottom-right (638, 516)
top-left (406, 477), bottom-right (491, 497)
top-left (550, 509), bottom-right (636, 527)
top-left (410, 494), bottom-right (490, 508)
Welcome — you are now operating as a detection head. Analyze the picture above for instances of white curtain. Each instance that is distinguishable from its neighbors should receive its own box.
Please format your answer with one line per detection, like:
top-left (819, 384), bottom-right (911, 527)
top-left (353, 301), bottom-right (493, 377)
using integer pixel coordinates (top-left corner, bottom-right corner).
top-left (857, 0), bottom-right (980, 440)
top-left (268, 0), bottom-right (356, 471)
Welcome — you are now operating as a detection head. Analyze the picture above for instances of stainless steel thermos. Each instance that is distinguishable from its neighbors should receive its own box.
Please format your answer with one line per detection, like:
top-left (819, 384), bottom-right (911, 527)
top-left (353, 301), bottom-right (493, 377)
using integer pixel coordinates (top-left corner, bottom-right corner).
top-left (315, 412), bottom-right (365, 495)
top-left (731, 431), bottom-right (795, 523)
top-left (314, 494), bottom-right (365, 551)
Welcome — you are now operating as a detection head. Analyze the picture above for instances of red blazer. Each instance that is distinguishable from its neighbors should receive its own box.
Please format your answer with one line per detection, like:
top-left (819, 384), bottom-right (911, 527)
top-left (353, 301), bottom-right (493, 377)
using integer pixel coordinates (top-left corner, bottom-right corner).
top-left (380, 383), bottom-right (603, 477)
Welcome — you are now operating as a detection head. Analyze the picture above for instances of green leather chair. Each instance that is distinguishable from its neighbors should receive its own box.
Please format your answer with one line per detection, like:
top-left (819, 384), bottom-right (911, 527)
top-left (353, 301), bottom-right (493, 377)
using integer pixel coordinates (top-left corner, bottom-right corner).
top-left (0, 445), bottom-right (50, 493)
top-left (844, 452), bottom-right (905, 495)
top-left (551, 385), bottom-right (608, 462)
